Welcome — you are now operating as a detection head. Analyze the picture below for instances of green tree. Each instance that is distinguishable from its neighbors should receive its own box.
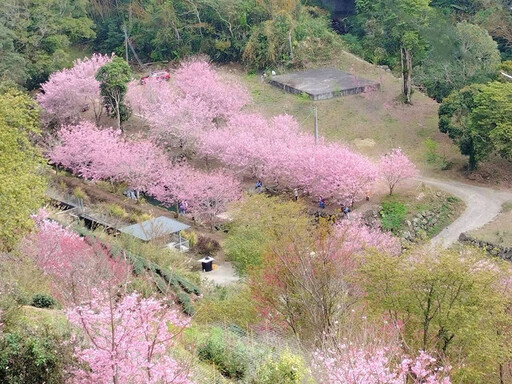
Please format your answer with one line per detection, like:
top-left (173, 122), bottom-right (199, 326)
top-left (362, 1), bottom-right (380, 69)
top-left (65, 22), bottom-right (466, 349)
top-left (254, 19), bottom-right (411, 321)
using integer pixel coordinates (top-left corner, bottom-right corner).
top-left (0, 26), bottom-right (27, 85)
top-left (0, 0), bottom-right (95, 89)
top-left (354, 0), bottom-right (432, 103)
top-left (361, 248), bottom-right (512, 382)
top-left (439, 81), bottom-right (512, 169)
top-left (472, 81), bottom-right (512, 160)
top-left (95, 56), bottom-right (132, 129)
top-left (0, 89), bottom-right (46, 251)
top-left (439, 84), bottom-right (484, 170)
top-left (225, 194), bottom-right (308, 275)
top-left (416, 22), bottom-right (501, 101)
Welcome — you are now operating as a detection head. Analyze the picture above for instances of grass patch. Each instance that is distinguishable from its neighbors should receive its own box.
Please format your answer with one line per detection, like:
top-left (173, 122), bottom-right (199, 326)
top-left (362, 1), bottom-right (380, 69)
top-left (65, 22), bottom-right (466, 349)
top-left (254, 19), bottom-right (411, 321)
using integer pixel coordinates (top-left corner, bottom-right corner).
top-left (469, 202), bottom-right (512, 245)
top-left (379, 189), bottom-right (465, 240)
top-left (380, 199), bottom-right (408, 234)
top-left (503, 202), bottom-right (512, 213)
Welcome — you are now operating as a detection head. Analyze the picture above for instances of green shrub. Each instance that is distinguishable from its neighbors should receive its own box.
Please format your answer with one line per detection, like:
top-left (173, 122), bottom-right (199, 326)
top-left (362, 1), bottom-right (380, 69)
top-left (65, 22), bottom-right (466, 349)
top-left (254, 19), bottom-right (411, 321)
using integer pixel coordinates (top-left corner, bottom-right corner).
top-left (195, 286), bottom-right (260, 329)
top-left (72, 186), bottom-right (87, 200)
top-left (104, 204), bottom-right (128, 219)
top-left (129, 212), bottom-right (152, 223)
top-left (380, 200), bottom-right (408, 234)
top-left (195, 236), bottom-right (221, 256)
top-left (446, 196), bottom-right (460, 204)
top-left (182, 230), bottom-right (198, 248)
top-left (197, 328), bottom-right (249, 379)
top-left (0, 329), bottom-right (72, 384)
top-left (252, 350), bottom-right (308, 384)
top-left (177, 292), bottom-right (195, 316)
top-left (423, 138), bottom-right (452, 170)
top-left (30, 294), bottom-right (56, 309)
top-left (243, 6), bottom-right (342, 69)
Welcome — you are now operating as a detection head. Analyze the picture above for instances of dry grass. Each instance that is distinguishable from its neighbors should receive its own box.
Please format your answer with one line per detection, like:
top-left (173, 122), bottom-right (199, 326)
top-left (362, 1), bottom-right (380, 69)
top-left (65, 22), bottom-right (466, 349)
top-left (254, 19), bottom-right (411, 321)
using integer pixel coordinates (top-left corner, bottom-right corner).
top-left (469, 202), bottom-right (512, 246)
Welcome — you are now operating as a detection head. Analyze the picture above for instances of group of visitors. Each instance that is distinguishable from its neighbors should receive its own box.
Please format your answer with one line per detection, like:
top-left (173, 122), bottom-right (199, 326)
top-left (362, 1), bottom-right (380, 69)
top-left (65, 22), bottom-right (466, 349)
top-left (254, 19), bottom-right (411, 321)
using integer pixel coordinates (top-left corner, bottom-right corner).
top-left (255, 180), bottom-right (370, 219)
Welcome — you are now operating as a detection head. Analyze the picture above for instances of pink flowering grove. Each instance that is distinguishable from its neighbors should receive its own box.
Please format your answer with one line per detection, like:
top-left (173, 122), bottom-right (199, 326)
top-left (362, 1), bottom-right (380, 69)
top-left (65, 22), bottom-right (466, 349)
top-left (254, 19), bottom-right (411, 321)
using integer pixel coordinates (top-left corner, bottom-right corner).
top-left (50, 121), bottom-right (241, 224)
top-left (67, 292), bottom-right (193, 384)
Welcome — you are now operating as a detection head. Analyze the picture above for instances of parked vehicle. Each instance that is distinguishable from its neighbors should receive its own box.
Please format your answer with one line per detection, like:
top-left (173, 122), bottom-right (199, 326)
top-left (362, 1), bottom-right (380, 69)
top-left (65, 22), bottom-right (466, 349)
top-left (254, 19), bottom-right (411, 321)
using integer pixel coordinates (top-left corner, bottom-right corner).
top-left (140, 71), bottom-right (170, 84)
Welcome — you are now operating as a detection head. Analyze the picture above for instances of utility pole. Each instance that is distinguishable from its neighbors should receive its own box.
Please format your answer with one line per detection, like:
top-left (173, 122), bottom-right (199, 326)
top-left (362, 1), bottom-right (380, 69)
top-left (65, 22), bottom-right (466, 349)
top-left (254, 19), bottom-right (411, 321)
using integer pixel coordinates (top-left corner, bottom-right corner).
top-left (314, 106), bottom-right (318, 145)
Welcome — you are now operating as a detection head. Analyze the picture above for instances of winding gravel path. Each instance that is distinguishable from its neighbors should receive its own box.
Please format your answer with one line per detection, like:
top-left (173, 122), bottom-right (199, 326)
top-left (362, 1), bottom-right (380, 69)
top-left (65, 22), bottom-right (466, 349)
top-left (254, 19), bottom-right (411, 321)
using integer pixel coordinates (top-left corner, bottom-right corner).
top-left (416, 176), bottom-right (512, 248)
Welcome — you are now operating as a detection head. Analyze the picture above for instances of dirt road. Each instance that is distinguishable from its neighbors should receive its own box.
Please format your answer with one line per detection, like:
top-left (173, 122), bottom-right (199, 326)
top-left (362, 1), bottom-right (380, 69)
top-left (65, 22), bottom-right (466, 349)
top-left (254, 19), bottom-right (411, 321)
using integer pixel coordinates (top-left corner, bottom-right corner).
top-left (416, 176), bottom-right (512, 248)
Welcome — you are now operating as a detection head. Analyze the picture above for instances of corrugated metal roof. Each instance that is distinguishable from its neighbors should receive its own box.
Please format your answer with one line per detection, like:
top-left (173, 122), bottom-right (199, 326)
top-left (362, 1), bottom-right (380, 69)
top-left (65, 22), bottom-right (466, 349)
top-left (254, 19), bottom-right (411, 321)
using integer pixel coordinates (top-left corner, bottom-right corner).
top-left (119, 216), bottom-right (190, 241)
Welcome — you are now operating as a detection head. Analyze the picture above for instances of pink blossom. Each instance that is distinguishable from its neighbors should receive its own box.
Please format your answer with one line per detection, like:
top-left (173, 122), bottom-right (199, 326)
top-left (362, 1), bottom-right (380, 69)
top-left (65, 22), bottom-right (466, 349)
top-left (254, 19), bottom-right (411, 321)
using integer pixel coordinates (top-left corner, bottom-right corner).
top-left (50, 122), bottom-right (242, 225)
top-left (379, 148), bottom-right (418, 195)
top-left (149, 165), bottom-right (241, 227)
top-left (174, 59), bottom-right (249, 121)
top-left (22, 216), bottom-right (129, 305)
top-left (199, 113), bottom-right (377, 205)
top-left (126, 60), bottom-right (249, 151)
top-left (37, 54), bottom-right (112, 125)
top-left (49, 121), bottom-right (123, 181)
top-left (67, 292), bottom-right (193, 384)
top-left (335, 217), bottom-right (401, 256)
top-left (313, 346), bottom-right (451, 384)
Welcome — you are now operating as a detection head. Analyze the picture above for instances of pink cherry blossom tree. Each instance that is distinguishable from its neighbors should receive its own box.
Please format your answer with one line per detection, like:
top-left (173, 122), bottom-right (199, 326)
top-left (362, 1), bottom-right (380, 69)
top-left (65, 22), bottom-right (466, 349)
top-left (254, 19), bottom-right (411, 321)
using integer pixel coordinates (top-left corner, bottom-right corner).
top-left (126, 60), bottom-right (249, 153)
top-left (199, 112), bottom-right (377, 205)
top-left (49, 121), bottom-right (123, 182)
top-left (50, 122), bottom-right (170, 197)
top-left (149, 165), bottom-right (241, 227)
top-left (22, 211), bottom-right (129, 305)
top-left (379, 148), bottom-right (418, 195)
top-left (313, 347), bottom-right (451, 384)
top-left (50, 122), bottom-right (242, 223)
top-left (67, 292), bottom-right (192, 384)
top-left (37, 54), bottom-right (112, 125)
top-left (174, 59), bottom-right (249, 121)
top-left (335, 217), bottom-right (401, 256)
top-left (252, 214), bottom-right (400, 341)
top-left (115, 138), bottom-right (170, 197)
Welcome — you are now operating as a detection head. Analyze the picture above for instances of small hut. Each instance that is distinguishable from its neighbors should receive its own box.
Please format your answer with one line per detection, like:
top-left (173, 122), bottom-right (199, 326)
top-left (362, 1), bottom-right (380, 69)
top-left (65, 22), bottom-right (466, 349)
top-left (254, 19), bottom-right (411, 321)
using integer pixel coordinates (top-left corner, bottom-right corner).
top-left (119, 216), bottom-right (190, 252)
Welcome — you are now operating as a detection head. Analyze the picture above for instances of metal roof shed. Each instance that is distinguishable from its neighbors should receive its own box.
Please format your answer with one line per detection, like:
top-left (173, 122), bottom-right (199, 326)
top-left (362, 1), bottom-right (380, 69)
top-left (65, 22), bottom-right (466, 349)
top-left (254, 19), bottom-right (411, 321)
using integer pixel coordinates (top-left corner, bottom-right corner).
top-left (119, 216), bottom-right (190, 251)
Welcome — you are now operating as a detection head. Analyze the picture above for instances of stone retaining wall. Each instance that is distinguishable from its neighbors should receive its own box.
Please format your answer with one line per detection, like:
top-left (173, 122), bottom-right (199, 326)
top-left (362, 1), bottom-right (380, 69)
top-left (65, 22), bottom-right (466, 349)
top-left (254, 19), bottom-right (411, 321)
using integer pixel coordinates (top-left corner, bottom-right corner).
top-left (458, 233), bottom-right (512, 261)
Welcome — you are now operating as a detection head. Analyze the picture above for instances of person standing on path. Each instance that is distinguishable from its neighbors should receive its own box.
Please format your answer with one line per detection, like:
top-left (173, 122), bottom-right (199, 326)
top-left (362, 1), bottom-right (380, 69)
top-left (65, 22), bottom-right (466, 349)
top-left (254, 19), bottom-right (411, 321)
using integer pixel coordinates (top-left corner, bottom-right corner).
top-left (293, 188), bottom-right (299, 201)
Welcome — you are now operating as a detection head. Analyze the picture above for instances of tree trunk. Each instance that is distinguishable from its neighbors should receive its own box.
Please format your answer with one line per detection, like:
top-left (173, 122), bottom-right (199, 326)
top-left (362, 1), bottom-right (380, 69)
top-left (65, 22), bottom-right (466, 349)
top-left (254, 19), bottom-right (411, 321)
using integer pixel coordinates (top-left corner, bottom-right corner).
top-left (401, 47), bottom-right (413, 104)
top-left (115, 96), bottom-right (121, 131)
top-left (468, 144), bottom-right (477, 171)
top-left (288, 30), bottom-right (294, 60)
